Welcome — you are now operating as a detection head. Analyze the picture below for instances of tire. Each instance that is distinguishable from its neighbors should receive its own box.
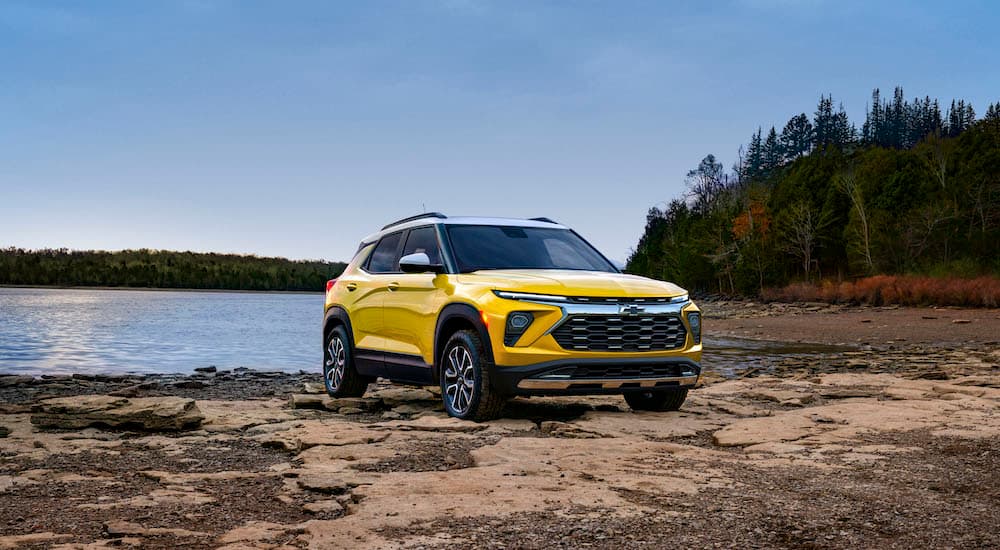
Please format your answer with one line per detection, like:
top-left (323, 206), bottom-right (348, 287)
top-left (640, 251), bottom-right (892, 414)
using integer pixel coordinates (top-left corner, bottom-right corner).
top-left (323, 325), bottom-right (369, 398)
top-left (624, 388), bottom-right (688, 412)
top-left (439, 329), bottom-right (505, 422)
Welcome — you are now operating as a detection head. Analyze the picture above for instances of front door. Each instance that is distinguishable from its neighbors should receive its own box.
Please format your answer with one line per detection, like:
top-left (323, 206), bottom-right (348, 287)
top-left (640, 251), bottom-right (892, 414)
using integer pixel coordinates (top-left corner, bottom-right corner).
top-left (381, 226), bottom-right (449, 377)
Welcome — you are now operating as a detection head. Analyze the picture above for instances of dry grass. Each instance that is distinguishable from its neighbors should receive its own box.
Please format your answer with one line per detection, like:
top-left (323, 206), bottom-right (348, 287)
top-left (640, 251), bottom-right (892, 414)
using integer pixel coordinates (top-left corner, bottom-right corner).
top-left (763, 275), bottom-right (1000, 307)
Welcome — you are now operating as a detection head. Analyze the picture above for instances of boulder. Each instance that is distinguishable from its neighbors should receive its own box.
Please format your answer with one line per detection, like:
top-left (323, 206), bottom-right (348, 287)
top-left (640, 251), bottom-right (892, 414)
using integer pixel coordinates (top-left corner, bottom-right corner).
top-left (289, 394), bottom-right (328, 410)
top-left (370, 387), bottom-right (436, 407)
top-left (297, 475), bottom-right (350, 495)
top-left (327, 397), bottom-right (382, 412)
top-left (303, 500), bottom-right (344, 514)
top-left (30, 395), bottom-right (204, 431)
top-left (303, 382), bottom-right (326, 394)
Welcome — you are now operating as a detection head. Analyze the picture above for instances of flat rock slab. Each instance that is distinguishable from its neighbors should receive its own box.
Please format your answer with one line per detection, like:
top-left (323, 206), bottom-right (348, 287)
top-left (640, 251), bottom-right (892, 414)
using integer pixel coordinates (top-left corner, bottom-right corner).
top-left (30, 395), bottom-right (204, 431)
top-left (374, 414), bottom-right (487, 433)
top-left (712, 414), bottom-right (817, 447)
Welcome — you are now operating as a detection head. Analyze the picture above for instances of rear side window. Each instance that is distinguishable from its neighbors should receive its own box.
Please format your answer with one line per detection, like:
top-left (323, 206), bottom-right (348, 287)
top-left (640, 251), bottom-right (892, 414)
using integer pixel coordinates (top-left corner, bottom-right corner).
top-left (401, 226), bottom-right (442, 265)
top-left (367, 232), bottom-right (403, 273)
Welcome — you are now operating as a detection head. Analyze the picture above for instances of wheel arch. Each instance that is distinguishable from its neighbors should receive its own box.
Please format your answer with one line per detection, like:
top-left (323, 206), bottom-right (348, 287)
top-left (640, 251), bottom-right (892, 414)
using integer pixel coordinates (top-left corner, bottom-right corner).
top-left (434, 302), bottom-right (494, 380)
top-left (323, 306), bottom-right (355, 349)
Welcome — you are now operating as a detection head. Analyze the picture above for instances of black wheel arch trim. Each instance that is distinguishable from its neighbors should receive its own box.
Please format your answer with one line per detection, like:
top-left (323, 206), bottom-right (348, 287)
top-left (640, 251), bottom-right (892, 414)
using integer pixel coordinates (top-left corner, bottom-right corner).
top-left (323, 306), bottom-right (356, 350)
top-left (434, 302), bottom-right (494, 380)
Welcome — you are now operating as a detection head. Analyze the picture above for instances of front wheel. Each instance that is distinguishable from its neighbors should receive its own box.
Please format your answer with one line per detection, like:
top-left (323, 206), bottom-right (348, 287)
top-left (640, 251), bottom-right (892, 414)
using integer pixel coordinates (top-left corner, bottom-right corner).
top-left (440, 330), bottom-right (506, 422)
top-left (323, 325), bottom-right (369, 398)
top-left (624, 388), bottom-right (689, 412)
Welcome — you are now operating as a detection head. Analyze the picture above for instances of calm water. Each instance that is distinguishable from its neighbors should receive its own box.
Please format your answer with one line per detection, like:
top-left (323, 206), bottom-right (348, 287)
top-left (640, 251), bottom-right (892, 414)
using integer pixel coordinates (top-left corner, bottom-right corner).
top-left (0, 287), bottom-right (849, 377)
top-left (0, 288), bottom-right (323, 375)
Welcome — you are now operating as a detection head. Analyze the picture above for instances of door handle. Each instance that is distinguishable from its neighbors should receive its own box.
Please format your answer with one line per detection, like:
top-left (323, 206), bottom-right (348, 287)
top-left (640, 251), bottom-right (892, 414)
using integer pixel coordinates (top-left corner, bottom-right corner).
top-left (387, 282), bottom-right (399, 292)
top-left (345, 283), bottom-right (358, 291)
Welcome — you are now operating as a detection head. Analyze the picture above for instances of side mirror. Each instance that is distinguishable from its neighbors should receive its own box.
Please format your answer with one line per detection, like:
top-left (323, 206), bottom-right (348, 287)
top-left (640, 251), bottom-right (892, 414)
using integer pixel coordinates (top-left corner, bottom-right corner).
top-left (399, 252), bottom-right (445, 274)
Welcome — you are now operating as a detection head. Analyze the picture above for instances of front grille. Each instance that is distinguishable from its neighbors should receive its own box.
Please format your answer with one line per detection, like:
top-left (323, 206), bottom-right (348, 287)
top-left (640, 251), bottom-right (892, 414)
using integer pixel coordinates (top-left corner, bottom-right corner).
top-left (536, 363), bottom-right (690, 379)
top-left (551, 314), bottom-right (687, 352)
top-left (562, 296), bottom-right (682, 304)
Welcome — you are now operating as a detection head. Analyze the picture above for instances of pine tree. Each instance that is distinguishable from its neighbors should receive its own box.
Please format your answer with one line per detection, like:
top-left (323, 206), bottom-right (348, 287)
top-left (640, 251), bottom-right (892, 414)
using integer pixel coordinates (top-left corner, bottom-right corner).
top-left (890, 86), bottom-right (905, 148)
top-left (763, 126), bottom-right (782, 172)
top-left (745, 128), bottom-right (764, 181)
top-left (985, 102), bottom-right (1000, 131)
top-left (814, 95), bottom-right (835, 148)
top-left (780, 113), bottom-right (813, 161)
top-left (964, 102), bottom-right (976, 128)
top-left (832, 102), bottom-right (854, 147)
top-left (868, 89), bottom-right (884, 147)
top-left (948, 99), bottom-right (960, 136)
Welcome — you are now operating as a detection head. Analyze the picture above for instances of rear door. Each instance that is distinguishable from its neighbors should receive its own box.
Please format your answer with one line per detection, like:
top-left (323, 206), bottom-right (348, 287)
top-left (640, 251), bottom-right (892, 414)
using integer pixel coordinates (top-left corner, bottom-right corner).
top-left (347, 231), bottom-right (404, 361)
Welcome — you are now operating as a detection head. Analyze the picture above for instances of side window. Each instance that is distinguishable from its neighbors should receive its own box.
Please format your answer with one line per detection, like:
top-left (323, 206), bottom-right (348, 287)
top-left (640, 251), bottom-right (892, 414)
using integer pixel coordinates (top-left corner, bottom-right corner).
top-left (401, 226), bottom-right (442, 265)
top-left (367, 232), bottom-right (403, 273)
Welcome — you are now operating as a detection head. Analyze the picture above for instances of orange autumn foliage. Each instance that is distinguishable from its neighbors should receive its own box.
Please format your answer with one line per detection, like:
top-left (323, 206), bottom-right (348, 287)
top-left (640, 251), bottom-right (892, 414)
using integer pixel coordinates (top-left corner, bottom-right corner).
top-left (762, 275), bottom-right (1000, 308)
top-left (732, 201), bottom-right (771, 240)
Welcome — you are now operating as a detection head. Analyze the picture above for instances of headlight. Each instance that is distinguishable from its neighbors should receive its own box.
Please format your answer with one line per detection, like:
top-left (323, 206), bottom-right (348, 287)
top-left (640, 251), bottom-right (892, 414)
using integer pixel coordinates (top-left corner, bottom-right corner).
top-left (687, 312), bottom-right (701, 344)
top-left (504, 311), bottom-right (534, 346)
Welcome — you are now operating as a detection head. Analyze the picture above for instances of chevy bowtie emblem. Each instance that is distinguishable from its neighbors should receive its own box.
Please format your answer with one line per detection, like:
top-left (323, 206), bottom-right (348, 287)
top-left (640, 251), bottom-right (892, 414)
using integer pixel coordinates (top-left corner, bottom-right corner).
top-left (619, 304), bottom-right (645, 315)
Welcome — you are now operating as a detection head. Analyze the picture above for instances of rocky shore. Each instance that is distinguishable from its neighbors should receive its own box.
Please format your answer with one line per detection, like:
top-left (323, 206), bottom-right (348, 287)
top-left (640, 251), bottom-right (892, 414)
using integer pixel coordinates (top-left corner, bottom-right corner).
top-left (1, 302), bottom-right (998, 549)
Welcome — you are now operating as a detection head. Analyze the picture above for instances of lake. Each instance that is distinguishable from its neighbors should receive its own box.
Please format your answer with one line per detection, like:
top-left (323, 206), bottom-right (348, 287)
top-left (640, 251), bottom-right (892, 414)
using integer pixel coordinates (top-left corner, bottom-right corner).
top-left (0, 287), bottom-right (845, 377)
top-left (0, 287), bottom-right (323, 376)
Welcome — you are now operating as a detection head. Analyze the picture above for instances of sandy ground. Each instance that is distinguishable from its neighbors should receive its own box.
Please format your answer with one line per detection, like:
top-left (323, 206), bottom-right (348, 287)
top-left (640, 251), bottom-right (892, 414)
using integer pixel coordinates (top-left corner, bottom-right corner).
top-left (705, 300), bottom-right (1000, 347)
top-left (1, 302), bottom-right (998, 549)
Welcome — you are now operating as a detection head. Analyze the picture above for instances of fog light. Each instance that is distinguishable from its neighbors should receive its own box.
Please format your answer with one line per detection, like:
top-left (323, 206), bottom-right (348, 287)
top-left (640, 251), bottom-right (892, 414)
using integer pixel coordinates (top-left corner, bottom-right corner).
top-left (504, 312), bottom-right (534, 346)
top-left (687, 312), bottom-right (701, 344)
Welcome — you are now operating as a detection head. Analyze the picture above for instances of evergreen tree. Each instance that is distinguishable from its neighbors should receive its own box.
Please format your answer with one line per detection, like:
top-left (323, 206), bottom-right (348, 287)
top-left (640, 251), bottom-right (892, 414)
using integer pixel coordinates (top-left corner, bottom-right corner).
top-left (890, 86), bottom-right (905, 148)
top-left (868, 88), bottom-right (883, 146)
top-left (780, 113), bottom-right (814, 160)
top-left (745, 128), bottom-right (764, 181)
top-left (813, 95), bottom-right (834, 148)
top-left (831, 102), bottom-right (854, 147)
top-left (762, 126), bottom-right (782, 172)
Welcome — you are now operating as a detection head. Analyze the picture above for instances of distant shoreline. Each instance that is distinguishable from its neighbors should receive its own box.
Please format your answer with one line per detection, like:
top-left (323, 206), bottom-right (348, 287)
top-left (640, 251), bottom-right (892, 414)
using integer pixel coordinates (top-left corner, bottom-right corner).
top-left (0, 284), bottom-right (324, 295)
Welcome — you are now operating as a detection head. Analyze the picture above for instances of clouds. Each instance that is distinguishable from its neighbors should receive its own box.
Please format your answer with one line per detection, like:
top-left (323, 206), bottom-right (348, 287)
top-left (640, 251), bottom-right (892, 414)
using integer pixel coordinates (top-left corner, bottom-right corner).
top-left (1, 1), bottom-right (998, 262)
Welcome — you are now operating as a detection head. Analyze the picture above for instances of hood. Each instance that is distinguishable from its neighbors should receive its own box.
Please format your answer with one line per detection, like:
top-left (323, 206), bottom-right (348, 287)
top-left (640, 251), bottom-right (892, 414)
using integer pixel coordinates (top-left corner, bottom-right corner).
top-left (457, 269), bottom-right (687, 298)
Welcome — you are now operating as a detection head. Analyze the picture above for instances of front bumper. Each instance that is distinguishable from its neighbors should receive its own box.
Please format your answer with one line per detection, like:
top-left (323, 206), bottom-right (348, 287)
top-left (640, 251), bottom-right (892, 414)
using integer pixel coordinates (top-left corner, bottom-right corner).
top-left (490, 357), bottom-right (701, 396)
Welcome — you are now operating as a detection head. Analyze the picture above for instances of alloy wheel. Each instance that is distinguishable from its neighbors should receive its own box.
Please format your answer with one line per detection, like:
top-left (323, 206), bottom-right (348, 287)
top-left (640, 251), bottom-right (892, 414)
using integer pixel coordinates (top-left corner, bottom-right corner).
top-left (444, 345), bottom-right (476, 414)
top-left (325, 335), bottom-right (346, 391)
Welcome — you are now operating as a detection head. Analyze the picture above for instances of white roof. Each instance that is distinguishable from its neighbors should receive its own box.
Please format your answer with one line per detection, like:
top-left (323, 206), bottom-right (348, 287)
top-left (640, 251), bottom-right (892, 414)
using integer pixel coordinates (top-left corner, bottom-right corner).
top-left (360, 216), bottom-right (566, 245)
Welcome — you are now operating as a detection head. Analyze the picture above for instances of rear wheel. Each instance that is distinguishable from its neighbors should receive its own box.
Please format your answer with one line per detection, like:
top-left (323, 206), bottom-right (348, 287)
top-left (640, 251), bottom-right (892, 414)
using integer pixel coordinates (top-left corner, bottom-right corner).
top-left (624, 388), bottom-right (688, 412)
top-left (440, 329), bottom-right (505, 422)
top-left (323, 325), bottom-right (369, 398)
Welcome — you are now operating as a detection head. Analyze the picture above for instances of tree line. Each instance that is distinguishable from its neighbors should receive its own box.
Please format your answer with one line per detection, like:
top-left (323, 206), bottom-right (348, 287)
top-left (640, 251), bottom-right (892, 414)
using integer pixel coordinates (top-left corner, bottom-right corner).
top-left (627, 87), bottom-right (1000, 295)
top-left (0, 248), bottom-right (346, 292)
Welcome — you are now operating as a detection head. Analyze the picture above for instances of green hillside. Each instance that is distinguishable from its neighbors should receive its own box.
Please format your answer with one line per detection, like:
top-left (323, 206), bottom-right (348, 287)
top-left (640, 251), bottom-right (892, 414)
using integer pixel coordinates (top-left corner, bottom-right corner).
top-left (627, 88), bottom-right (1000, 295)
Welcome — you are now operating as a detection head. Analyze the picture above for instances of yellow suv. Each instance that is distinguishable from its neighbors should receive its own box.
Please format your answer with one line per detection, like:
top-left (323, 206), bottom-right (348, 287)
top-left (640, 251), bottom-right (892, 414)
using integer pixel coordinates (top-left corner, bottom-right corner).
top-left (323, 213), bottom-right (702, 421)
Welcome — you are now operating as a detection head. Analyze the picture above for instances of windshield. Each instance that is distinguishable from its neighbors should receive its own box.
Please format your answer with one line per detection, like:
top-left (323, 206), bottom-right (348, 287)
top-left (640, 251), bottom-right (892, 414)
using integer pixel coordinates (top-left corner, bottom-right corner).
top-left (446, 225), bottom-right (616, 273)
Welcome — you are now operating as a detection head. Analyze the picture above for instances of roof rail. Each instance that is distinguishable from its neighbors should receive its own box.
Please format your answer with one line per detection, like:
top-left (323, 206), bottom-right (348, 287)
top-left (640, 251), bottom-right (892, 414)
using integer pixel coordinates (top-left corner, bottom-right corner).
top-left (381, 212), bottom-right (447, 230)
top-left (529, 217), bottom-right (558, 224)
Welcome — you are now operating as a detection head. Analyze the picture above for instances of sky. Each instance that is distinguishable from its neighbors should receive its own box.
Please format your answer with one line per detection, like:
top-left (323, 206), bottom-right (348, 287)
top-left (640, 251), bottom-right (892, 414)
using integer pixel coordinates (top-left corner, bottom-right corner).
top-left (1, 1), bottom-right (998, 263)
